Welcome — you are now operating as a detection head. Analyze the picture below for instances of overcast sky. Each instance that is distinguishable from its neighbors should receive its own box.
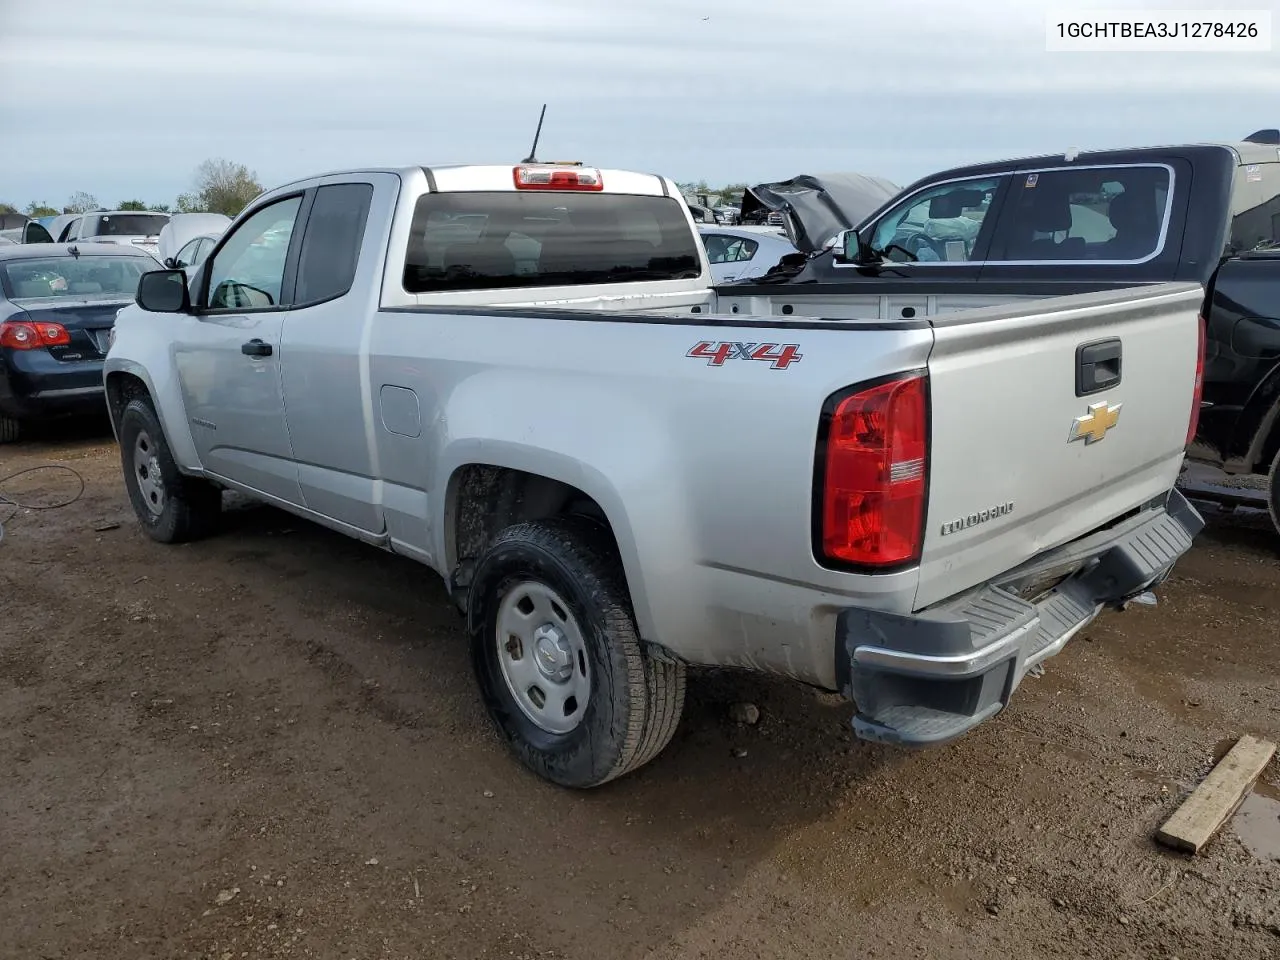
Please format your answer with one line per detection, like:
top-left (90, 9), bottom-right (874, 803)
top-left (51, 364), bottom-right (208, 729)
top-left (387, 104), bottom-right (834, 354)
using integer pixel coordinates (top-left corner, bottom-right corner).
top-left (1, 0), bottom-right (1276, 210)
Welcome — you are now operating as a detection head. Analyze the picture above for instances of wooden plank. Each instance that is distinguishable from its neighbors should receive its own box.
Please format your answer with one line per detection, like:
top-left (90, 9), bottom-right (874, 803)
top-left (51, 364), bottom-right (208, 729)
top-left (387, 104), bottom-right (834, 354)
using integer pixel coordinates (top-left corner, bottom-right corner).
top-left (1156, 735), bottom-right (1277, 855)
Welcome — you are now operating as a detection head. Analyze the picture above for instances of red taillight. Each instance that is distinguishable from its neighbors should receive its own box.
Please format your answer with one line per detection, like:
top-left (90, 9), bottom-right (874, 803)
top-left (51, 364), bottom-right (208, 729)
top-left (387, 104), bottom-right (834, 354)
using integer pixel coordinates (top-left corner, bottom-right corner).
top-left (818, 373), bottom-right (929, 568)
top-left (0, 320), bottom-right (71, 350)
top-left (512, 165), bottom-right (604, 191)
top-left (1186, 315), bottom-right (1206, 448)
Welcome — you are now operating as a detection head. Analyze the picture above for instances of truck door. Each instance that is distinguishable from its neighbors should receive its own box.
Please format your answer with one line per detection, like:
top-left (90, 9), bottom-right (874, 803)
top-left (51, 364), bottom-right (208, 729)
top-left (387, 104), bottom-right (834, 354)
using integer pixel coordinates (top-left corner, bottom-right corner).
top-left (278, 178), bottom-right (387, 535)
top-left (173, 193), bottom-right (306, 505)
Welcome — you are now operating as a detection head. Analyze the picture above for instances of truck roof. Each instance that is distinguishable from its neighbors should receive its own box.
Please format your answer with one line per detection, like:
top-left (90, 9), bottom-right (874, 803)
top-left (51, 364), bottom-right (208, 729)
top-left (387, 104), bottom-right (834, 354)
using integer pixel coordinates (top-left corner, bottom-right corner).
top-left (270, 164), bottom-right (675, 198)
top-left (910, 140), bottom-right (1277, 188)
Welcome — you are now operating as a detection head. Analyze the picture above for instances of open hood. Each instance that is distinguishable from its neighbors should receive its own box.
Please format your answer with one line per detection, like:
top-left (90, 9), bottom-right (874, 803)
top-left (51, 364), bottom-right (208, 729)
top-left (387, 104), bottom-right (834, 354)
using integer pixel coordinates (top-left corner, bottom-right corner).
top-left (740, 172), bottom-right (901, 253)
top-left (157, 213), bottom-right (232, 262)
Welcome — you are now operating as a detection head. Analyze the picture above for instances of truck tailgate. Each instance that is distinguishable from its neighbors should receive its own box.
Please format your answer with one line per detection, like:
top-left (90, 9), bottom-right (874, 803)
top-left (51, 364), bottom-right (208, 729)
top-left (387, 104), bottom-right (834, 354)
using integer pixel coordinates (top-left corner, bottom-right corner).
top-left (915, 282), bottom-right (1204, 610)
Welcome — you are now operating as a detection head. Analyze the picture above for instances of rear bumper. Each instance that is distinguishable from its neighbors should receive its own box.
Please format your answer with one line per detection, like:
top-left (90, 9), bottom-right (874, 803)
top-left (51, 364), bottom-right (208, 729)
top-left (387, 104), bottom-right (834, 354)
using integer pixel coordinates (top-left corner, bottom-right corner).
top-left (837, 489), bottom-right (1204, 747)
top-left (0, 351), bottom-right (107, 420)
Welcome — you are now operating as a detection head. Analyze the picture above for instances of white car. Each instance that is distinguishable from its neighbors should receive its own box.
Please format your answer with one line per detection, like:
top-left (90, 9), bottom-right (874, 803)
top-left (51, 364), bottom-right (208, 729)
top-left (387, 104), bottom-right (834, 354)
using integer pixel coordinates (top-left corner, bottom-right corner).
top-left (698, 225), bottom-right (798, 283)
top-left (157, 213), bottom-right (232, 269)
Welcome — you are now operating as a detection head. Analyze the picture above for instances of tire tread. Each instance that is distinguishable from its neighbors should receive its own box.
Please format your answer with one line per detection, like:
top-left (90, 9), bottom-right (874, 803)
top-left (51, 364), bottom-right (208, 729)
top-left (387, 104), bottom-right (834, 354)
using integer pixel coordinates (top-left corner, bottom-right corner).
top-left (473, 516), bottom-right (685, 787)
top-left (120, 397), bottom-right (221, 544)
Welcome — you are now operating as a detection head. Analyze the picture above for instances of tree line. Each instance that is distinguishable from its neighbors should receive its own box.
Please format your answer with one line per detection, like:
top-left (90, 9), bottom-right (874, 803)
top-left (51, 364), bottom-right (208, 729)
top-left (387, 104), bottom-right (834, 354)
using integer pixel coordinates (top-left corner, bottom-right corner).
top-left (4, 165), bottom-right (751, 219)
top-left (677, 181), bottom-right (751, 206)
top-left (1, 159), bottom-right (265, 220)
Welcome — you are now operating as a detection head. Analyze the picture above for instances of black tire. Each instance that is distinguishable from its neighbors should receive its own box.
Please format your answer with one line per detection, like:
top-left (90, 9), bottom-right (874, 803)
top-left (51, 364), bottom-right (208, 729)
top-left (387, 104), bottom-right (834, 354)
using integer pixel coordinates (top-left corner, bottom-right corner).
top-left (1268, 447), bottom-right (1280, 539)
top-left (0, 415), bottom-right (19, 444)
top-left (118, 397), bottom-right (222, 544)
top-left (467, 517), bottom-right (686, 789)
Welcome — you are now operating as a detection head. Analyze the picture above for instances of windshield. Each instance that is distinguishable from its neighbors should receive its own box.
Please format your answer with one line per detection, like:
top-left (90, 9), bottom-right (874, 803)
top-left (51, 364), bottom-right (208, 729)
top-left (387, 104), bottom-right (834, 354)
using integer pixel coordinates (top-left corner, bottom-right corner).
top-left (403, 192), bottom-right (702, 292)
top-left (84, 213), bottom-right (170, 237)
top-left (2, 256), bottom-right (152, 300)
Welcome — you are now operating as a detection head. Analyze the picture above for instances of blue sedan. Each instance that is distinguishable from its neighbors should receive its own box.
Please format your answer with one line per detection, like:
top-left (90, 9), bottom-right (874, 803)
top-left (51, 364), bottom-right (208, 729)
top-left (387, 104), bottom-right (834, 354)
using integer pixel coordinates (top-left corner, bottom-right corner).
top-left (0, 243), bottom-right (157, 443)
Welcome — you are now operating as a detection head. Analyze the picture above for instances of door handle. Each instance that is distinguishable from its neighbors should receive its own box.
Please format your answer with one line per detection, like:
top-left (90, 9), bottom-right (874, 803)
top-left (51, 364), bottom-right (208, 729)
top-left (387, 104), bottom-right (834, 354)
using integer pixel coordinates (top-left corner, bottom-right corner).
top-left (1075, 338), bottom-right (1122, 396)
top-left (241, 339), bottom-right (272, 358)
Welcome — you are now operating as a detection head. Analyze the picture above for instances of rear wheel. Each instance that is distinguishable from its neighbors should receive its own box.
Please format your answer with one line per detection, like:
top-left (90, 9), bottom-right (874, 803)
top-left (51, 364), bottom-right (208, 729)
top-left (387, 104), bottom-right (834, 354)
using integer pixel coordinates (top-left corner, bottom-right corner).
top-left (118, 397), bottom-right (222, 543)
top-left (467, 517), bottom-right (686, 789)
top-left (0, 415), bottom-right (19, 444)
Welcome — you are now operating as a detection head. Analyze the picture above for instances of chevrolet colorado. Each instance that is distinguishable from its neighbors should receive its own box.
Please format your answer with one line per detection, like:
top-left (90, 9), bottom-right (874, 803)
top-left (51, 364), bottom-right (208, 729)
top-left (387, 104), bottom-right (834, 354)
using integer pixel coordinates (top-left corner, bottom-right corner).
top-left (103, 162), bottom-right (1205, 787)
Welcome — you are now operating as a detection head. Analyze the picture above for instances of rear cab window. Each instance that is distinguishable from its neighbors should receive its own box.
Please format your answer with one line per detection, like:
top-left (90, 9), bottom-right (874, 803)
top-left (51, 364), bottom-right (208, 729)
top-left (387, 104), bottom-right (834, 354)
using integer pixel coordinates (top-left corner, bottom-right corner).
top-left (402, 191), bottom-right (703, 294)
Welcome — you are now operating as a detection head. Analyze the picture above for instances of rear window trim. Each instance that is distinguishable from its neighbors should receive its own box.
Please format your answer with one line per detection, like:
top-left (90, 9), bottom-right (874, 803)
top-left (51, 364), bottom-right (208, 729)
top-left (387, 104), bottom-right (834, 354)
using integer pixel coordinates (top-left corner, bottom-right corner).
top-left (833, 162), bottom-right (1178, 270)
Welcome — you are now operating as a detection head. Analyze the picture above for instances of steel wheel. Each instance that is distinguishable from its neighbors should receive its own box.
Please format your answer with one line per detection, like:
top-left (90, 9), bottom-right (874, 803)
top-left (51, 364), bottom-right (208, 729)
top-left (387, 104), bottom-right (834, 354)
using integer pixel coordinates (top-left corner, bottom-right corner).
top-left (495, 580), bottom-right (591, 735)
top-left (132, 428), bottom-right (166, 516)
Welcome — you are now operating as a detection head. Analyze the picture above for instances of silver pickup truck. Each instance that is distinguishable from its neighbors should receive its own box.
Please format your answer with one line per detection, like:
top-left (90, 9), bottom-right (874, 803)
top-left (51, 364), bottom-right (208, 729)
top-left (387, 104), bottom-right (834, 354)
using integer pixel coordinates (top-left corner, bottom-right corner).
top-left (104, 162), bottom-right (1206, 788)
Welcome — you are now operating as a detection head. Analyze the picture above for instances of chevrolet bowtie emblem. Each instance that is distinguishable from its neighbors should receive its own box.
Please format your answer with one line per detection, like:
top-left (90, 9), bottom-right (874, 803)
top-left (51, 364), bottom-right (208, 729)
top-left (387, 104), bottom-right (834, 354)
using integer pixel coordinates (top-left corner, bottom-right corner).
top-left (1069, 401), bottom-right (1122, 444)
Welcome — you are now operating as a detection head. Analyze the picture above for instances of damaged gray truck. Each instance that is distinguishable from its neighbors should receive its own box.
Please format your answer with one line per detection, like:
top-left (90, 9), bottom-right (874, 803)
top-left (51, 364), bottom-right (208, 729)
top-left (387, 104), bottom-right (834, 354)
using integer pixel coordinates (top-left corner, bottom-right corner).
top-left (104, 162), bottom-right (1205, 788)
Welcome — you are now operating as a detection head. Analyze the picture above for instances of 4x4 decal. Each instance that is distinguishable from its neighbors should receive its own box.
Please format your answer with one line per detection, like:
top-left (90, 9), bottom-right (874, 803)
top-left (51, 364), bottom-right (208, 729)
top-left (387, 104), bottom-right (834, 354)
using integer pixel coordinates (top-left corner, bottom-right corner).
top-left (686, 341), bottom-right (803, 369)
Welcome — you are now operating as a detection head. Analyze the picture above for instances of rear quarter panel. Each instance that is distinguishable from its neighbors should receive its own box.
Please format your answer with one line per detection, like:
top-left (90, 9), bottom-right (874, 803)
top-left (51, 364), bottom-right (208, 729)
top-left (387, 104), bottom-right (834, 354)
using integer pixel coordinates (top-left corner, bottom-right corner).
top-left (367, 308), bottom-right (933, 687)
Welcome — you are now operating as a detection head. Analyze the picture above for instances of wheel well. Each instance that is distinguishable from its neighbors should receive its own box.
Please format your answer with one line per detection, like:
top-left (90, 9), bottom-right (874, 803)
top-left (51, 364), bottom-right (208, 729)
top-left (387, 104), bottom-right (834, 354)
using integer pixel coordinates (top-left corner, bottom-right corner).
top-left (104, 372), bottom-right (151, 430)
top-left (446, 465), bottom-right (617, 589)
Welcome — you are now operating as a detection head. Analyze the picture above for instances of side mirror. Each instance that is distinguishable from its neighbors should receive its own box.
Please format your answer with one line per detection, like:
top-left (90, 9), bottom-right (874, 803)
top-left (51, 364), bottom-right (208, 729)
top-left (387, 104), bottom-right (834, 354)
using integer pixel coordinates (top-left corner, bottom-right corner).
top-left (163, 257), bottom-right (178, 269)
top-left (837, 229), bottom-right (876, 265)
top-left (136, 269), bottom-right (190, 313)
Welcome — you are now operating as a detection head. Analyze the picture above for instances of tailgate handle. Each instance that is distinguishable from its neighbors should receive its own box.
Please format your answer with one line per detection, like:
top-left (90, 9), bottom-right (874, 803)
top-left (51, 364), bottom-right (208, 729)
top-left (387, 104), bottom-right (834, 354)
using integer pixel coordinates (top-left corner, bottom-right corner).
top-left (1076, 338), bottom-right (1122, 396)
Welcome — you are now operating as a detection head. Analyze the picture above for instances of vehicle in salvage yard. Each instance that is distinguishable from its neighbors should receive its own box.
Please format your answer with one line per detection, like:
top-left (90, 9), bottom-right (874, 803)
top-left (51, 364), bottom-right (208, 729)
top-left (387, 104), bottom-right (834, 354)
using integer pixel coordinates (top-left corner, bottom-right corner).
top-left (0, 242), bottom-right (158, 443)
top-left (748, 135), bottom-right (1280, 533)
top-left (156, 213), bottom-right (233, 271)
top-left (104, 161), bottom-right (1205, 788)
top-left (63, 210), bottom-right (171, 261)
top-left (698, 225), bottom-right (798, 284)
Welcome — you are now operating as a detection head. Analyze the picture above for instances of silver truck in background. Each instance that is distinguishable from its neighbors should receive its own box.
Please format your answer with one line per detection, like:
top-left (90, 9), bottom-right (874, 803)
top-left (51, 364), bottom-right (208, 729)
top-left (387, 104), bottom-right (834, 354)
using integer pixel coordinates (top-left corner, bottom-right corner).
top-left (104, 162), bottom-right (1206, 788)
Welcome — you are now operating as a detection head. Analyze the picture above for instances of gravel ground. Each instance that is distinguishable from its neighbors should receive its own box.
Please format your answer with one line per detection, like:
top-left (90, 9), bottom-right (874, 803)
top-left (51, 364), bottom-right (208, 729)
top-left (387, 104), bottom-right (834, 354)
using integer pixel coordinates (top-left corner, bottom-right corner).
top-left (2, 420), bottom-right (1278, 960)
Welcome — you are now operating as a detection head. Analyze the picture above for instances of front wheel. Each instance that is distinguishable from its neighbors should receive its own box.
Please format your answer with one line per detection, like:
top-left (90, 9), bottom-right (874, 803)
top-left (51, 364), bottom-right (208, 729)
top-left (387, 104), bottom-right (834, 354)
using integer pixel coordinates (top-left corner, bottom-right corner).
top-left (118, 398), bottom-right (222, 544)
top-left (0, 415), bottom-right (19, 444)
top-left (467, 517), bottom-right (686, 789)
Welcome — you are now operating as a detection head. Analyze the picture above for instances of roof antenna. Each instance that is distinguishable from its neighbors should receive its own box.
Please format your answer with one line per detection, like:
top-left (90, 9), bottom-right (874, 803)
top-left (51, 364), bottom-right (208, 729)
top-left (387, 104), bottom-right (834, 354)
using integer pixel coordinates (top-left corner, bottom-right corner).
top-left (522, 104), bottom-right (548, 164)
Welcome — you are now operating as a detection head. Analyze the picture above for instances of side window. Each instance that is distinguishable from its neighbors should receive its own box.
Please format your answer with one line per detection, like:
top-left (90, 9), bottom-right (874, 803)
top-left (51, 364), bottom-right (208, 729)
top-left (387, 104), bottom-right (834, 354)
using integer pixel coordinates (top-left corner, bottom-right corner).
top-left (1229, 163), bottom-right (1280, 252)
top-left (204, 195), bottom-right (302, 310)
top-left (174, 238), bottom-right (202, 268)
top-left (61, 218), bottom-right (81, 242)
top-left (869, 177), bottom-right (1001, 262)
top-left (24, 222), bottom-right (53, 244)
top-left (989, 165), bottom-right (1172, 262)
top-left (294, 183), bottom-right (373, 305)
top-left (703, 234), bottom-right (732, 263)
top-left (704, 235), bottom-right (757, 263)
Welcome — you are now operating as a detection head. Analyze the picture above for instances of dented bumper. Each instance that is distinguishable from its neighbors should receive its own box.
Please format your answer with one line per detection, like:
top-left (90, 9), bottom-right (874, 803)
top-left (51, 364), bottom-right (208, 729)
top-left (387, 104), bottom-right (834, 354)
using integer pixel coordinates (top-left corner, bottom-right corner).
top-left (836, 489), bottom-right (1204, 747)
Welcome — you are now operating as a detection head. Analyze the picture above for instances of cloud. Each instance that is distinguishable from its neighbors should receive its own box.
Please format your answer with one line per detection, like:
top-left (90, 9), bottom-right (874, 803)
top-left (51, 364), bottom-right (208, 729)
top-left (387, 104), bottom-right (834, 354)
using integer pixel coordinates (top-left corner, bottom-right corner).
top-left (0, 0), bottom-right (1275, 205)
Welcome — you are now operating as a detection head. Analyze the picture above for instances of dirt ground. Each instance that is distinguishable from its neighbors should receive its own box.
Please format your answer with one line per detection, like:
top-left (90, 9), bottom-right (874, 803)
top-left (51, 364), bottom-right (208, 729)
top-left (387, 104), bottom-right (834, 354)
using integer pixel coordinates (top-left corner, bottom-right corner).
top-left (2, 419), bottom-right (1279, 960)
